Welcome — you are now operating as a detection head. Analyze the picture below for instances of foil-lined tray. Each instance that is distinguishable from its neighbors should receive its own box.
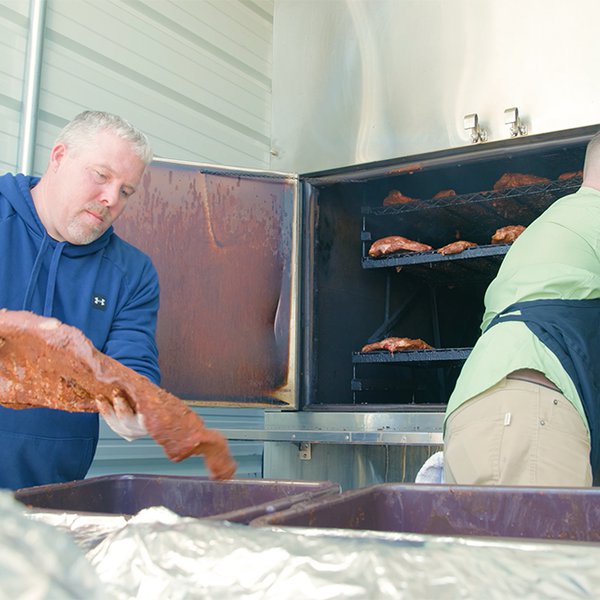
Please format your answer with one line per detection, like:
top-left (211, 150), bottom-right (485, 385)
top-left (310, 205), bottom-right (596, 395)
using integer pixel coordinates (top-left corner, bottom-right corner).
top-left (7, 489), bottom-right (600, 599)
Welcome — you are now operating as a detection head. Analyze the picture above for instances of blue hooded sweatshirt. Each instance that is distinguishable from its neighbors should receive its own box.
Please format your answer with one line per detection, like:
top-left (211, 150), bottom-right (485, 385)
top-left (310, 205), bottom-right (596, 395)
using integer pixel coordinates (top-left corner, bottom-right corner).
top-left (0, 173), bottom-right (160, 490)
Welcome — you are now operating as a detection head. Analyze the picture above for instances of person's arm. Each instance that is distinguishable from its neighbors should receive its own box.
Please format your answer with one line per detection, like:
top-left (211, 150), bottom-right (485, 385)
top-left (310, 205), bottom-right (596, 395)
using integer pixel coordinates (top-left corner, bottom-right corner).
top-left (103, 256), bottom-right (160, 384)
top-left (97, 256), bottom-right (160, 440)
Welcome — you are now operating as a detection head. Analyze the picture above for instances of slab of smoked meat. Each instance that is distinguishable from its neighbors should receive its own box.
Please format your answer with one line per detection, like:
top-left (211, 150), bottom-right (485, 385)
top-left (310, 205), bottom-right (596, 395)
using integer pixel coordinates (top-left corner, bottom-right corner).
top-left (383, 190), bottom-right (416, 206)
top-left (368, 236), bottom-right (433, 257)
top-left (433, 189), bottom-right (457, 199)
top-left (0, 310), bottom-right (236, 480)
top-left (362, 337), bottom-right (433, 353)
top-left (437, 240), bottom-right (477, 255)
top-left (558, 170), bottom-right (583, 180)
top-left (493, 173), bottom-right (551, 191)
top-left (491, 225), bottom-right (526, 244)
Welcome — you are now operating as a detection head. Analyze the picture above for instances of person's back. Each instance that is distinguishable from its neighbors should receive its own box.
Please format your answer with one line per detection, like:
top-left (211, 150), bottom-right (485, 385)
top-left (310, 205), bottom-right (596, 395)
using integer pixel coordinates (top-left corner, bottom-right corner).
top-left (444, 134), bottom-right (600, 487)
top-left (483, 192), bottom-right (600, 326)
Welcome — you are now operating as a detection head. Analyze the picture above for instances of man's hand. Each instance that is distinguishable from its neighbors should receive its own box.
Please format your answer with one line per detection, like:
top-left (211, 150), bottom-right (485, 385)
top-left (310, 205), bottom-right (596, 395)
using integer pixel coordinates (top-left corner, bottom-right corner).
top-left (96, 395), bottom-right (147, 441)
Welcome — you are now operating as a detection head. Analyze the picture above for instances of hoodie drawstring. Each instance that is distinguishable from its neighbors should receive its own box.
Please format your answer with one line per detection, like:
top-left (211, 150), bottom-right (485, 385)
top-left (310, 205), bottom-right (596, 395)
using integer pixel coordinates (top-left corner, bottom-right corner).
top-left (22, 235), bottom-right (49, 311)
top-left (22, 236), bottom-right (66, 316)
top-left (44, 241), bottom-right (66, 316)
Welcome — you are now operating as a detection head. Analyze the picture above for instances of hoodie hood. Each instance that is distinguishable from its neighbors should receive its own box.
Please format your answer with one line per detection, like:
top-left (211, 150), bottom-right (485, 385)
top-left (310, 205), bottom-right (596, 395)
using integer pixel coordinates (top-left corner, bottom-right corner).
top-left (0, 173), bottom-right (115, 315)
top-left (3, 173), bottom-right (115, 257)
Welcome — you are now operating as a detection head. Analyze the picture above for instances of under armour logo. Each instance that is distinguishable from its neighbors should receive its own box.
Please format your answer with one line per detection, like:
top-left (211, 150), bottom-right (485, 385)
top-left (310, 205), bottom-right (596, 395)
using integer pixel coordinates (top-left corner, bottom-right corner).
top-left (92, 294), bottom-right (107, 311)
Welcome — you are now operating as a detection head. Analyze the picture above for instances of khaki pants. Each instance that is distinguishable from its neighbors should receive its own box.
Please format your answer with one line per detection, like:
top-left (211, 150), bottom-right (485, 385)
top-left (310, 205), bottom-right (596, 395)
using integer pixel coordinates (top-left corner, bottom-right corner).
top-left (444, 378), bottom-right (592, 487)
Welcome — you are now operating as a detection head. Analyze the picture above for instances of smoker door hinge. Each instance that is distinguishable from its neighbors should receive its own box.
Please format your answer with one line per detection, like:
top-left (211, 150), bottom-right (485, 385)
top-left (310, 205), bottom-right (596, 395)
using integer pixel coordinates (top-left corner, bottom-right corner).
top-left (298, 442), bottom-right (312, 460)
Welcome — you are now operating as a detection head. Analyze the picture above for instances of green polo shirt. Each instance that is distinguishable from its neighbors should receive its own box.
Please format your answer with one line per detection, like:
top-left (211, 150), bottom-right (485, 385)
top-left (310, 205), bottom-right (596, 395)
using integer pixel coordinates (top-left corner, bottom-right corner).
top-left (444, 186), bottom-right (600, 436)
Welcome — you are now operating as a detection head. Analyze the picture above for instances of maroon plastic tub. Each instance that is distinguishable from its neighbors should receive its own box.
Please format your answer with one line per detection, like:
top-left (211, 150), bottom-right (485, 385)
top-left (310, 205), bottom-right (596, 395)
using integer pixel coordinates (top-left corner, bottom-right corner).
top-left (250, 483), bottom-right (600, 542)
top-left (14, 474), bottom-right (341, 524)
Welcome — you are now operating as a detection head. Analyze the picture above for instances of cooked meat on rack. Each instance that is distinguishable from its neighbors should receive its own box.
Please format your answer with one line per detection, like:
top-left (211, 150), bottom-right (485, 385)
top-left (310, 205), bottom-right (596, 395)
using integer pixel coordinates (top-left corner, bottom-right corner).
top-left (437, 240), bottom-right (477, 255)
top-left (491, 225), bottom-right (526, 244)
top-left (493, 173), bottom-right (551, 191)
top-left (433, 189), bottom-right (457, 199)
top-left (368, 235), bottom-right (433, 257)
top-left (0, 309), bottom-right (237, 480)
top-left (383, 190), bottom-right (417, 206)
top-left (361, 337), bottom-right (433, 353)
top-left (558, 170), bottom-right (583, 180)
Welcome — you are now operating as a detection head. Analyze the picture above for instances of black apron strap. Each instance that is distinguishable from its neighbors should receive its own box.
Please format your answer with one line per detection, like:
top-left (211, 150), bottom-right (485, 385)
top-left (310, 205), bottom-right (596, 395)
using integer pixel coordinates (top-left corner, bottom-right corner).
top-left (485, 298), bottom-right (600, 481)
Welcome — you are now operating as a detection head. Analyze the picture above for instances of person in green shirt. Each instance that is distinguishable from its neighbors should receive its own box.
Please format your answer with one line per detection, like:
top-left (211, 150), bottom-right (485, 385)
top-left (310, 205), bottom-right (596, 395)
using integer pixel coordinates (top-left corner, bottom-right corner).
top-left (444, 132), bottom-right (600, 487)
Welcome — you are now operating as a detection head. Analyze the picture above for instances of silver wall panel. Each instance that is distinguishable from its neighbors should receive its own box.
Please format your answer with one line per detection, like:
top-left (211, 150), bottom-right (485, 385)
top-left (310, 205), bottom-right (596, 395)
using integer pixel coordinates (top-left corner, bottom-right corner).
top-left (31, 0), bottom-right (274, 174)
top-left (270, 0), bottom-right (600, 173)
top-left (0, 1), bottom-right (30, 173)
top-left (89, 408), bottom-right (265, 479)
top-left (264, 442), bottom-right (442, 491)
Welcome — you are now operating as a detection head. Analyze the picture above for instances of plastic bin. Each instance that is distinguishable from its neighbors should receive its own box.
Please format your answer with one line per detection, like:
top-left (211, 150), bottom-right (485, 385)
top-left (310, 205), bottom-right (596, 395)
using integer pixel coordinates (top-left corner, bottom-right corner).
top-left (250, 483), bottom-right (600, 542)
top-left (14, 474), bottom-right (341, 524)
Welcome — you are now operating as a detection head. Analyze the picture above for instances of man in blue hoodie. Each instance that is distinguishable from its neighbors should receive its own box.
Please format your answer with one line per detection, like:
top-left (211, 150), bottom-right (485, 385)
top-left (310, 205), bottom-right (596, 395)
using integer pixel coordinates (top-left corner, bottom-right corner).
top-left (0, 110), bottom-right (160, 489)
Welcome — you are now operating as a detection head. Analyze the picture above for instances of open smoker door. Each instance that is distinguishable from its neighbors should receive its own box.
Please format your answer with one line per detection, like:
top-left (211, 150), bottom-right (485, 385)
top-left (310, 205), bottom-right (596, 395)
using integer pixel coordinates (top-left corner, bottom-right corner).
top-left (114, 159), bottom-right (301, 409)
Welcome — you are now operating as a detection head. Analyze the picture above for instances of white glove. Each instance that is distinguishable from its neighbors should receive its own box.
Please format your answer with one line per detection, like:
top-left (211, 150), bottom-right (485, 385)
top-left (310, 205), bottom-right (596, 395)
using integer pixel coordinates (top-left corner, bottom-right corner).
top-left (96, 395), bottom-right (147, 441)
top-left (415, 451), bottom-right (444, 484)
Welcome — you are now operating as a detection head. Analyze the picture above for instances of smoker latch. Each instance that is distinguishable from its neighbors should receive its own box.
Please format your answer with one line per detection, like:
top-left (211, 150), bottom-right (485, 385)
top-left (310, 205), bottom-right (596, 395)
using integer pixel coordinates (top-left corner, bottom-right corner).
top-left (504, 107), bottom-right (528, 137)
top-left (463, 113), bottom-right (488, 143)
top-left (298, 442), bottom-right (312, 460)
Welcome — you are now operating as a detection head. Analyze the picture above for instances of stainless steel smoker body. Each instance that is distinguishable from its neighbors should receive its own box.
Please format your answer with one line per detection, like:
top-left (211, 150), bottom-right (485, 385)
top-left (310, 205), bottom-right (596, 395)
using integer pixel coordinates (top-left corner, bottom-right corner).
top-left (116, 124), bottom-right (598, 490)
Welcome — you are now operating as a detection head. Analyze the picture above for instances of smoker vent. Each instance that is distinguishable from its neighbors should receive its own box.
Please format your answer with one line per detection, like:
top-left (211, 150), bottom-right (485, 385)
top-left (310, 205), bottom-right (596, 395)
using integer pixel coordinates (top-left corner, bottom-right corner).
top-left (361, 176), bottom-right (581, 280)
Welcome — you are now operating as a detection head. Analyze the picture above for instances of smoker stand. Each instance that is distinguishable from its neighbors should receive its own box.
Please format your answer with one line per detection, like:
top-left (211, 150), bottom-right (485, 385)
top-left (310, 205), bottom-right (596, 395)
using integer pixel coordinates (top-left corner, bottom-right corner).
top-left (224, 411), bottom-right (443, 491)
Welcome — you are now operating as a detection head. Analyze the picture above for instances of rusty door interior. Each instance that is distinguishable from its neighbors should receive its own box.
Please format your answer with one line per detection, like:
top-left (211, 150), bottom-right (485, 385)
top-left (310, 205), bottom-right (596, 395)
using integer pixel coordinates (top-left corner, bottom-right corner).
top-left (115, 160), bottom-right (300, 408)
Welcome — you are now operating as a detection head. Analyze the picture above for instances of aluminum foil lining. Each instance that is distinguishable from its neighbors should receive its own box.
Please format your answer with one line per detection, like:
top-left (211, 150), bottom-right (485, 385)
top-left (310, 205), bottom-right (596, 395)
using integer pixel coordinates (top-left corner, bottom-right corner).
top-left (13, 494), bottom-right (600, 599)
top-left (1, 492), bottom-right (103, 599)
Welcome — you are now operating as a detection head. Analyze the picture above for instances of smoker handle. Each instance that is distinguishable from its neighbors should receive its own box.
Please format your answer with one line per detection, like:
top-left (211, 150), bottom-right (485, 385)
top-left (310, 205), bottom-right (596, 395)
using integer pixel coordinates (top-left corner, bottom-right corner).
top-left (221, 428), bottom-right (443, 445)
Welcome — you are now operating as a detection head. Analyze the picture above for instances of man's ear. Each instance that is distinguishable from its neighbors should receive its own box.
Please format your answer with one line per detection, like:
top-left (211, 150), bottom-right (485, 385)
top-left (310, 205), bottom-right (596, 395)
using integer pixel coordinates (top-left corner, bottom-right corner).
top-left (49, 143), bottom-right (67, 172)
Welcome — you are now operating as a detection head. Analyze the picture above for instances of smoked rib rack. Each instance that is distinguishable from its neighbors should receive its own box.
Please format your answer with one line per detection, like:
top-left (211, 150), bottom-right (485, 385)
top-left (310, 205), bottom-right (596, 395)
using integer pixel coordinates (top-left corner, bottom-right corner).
top-left (352, 347), bottom-right (471, 366)
top-left (361, 177), bottom-right (581, 278)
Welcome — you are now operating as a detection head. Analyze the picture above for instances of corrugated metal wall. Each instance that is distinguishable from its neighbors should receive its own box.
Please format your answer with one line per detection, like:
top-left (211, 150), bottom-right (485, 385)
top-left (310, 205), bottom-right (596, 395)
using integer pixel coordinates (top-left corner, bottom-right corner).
top-left (2, 0), bottom-right (274, 175)
top-left (2, 0), bottom-right (274, 478)
top-left (0, 1), bottom-right (30, 173)
top-left (90, 408), bottom-right (265, 479)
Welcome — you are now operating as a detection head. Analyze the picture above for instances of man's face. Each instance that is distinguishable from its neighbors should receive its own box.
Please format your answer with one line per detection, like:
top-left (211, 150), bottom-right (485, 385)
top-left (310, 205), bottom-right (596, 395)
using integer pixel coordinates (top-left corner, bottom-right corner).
top-left (45, 130), bottom-right (146, 245)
